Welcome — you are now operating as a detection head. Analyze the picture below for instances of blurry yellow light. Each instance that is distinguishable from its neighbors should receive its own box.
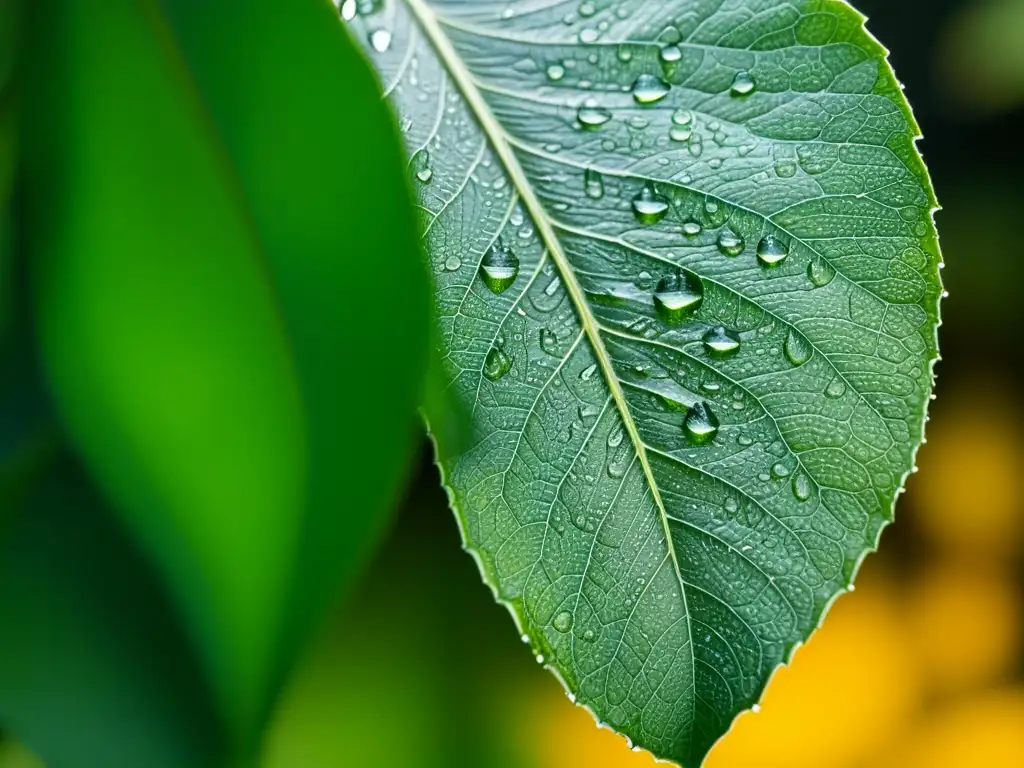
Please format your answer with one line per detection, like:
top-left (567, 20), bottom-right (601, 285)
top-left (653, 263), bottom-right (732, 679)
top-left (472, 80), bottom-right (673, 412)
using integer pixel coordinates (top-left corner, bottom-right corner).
top-left (880, 688), bottom-right (1024, 768)
top-left (912, 385), bottom-right (1022, 556)
top-left (704, 569), bottom-right (920, 768)
top-left (905, 561), bottom-right (1021, 696)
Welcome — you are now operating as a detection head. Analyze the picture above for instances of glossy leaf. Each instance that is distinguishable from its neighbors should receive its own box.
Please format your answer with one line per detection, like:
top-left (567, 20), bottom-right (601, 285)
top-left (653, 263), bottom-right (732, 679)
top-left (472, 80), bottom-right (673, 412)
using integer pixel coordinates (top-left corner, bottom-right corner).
top-left (349, 1), bottom-right (942, 764)
top-left (20, 0), bottom-right (429, 751)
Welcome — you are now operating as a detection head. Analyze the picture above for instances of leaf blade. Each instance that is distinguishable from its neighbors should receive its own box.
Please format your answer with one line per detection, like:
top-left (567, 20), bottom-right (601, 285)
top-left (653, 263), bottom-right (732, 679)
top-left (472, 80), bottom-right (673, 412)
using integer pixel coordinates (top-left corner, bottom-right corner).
top-left (351, 0), bottom-right (941, 764)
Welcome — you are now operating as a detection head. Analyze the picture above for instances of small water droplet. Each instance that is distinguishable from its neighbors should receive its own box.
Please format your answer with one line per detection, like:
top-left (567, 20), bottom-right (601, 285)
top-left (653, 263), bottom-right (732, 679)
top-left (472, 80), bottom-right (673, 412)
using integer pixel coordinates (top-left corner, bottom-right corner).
top-left (547, 63), bottom-right (566, 81)
top-left (684, 402), bottom-right (720, 446)
top-left (784, 330), bottom-right (812, 366)
top-left (669, 126), bottom-right (692, 142)
top-left (577, 104), bottom-right (612, 128)
top-left (724, 497), bottom-right (739, 514)
top-left (792, 473), bottom-right (813, 501)
top-left (756, 234), bottom-right (789, 268)
top-left (730, 70), bottom-right (756, 97)
top-left (771, 462), bottom-right (790, 479)
top-left (683, 221), bottom-right (702, 237)
top-left (412, 149), bottom-right (433, 184)
top-left (340, 0), bottom-right (357, 21)
top-left (553, 610), bottom-right (574, 632)
top-left (653, 271), bottom-right (704, 324)
top-left (479, 240), bottom-right (520, 293)
top-left (738, 434), bottom-right (754, 446)
top-left (703, 326), bottom-right (741, 358)
top-left (444, 254), bottom-right (462, 272)
top-left (369, 29), bottom-right (392, 53)
top-left (584, 168), bottom-right (605, 199)
top-left (483, 345), bottom-right (513, 381)
top-left (807, 258), bottom-right (837, 287)
top-left (672, 109), bottom-right (693, 126)
top-left (631, 73), bottom-right (671, 104)
top-left (580, 363), bottom-right (598, 381)
top-left (632, 183), bottom-right (669, 224)
top-left (825, 376), bottom-right (847, 399)
top-left (540, 328), bottom-right (559, 356)
top-left (717, 230), bottom-right (745, 257)
top-left (660, 44), bottom-right (682, 63)
top-left (579, 1), bottom-right (596, 17)
top-left (583, 629), bottom-right (597, 643)
top-left (607, 428), bottom-right (624, 448)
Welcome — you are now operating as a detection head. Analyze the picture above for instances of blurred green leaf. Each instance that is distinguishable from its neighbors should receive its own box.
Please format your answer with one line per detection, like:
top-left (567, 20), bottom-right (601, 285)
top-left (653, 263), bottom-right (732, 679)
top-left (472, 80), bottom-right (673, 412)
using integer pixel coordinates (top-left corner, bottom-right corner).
top-left (350, 0), bottom-right (943, 764)
top-left (20, 0), bottom-right (429, 754)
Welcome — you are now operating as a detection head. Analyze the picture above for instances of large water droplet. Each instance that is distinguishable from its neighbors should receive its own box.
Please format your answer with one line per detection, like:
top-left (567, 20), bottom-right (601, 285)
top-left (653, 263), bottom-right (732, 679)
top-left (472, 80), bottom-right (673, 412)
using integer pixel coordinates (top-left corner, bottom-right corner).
top-left (653, 271), bottom-right (704, 324)
top-left (756, 234), bottom-right (789, 268)
top-left (479, 241), bottom-right (520, 294)
top-left (825, 376), bottom-right (847, 399)
top-left (730, 70), bottom-right (756, 97)
top-left (632, 73), bottom-right (671, 104)
top-left (684, 402), bottom-right (720, 446)
top-left (540, 328), bottom-right (559, 356)
top-left (792, 472), bottom-right (813, 501)
top-left (703, 326), bottom-right (741, 358)
top-left (807, 257), bottom-right (837, 287)
top-left (784, 329), bottom-right (812, 366)
top-left (412, 149), bottom-right (433, 184)
top-left (632, 183), bottom-right (669, 224)
top-left (717, 230), bottom-right (745, 257)
top-left (483, 345), bottom-right (513, 381)
top-left (577, 104), bottom-right (612, 128)
top-left (584, 168), bottom-right (604, 199)
top-left (369, 28), bottom-right (392, 53)
top-left (553, 610), bottom-right (575, 632)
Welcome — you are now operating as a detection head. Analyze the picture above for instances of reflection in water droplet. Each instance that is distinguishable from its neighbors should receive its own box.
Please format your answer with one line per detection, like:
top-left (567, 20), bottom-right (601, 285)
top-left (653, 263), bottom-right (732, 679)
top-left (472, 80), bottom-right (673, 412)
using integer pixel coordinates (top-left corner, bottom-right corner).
top-left (792, 473), bottom-right (813, 501)
top-left (369, 29), bottom-right (392, 53)
top-left (757, 234), bottom-right (789, 268)
top-left (807, 257), bottom-right (837, 287)
top-left (584, 168), bottom-right (605, 199)
top-left (553, 610), bottom-right (574, 633)
top-left (540, 328), bottom-right (559, 356)
top-left (632, 183), bottom-right (669, 224)
top-left (730, 70), bottom-right (756, 97)
top-left (483, 345), bottom-right (513, 381)
top-left (703, 326), bottom-right (741, 358)
top-left (717, 230), bottom-right (745, 257)
top-left (632, 73), bottom-right (671, 104)
top-left (547, 63), bottom-right (566, 81)
top-left (784, 329), bottom-right (812, 366)
top-left (825, 376), bottom-right (847, 398)
top-left (684, 402), bottom-right (720, 446)
top-left (653, 271), bottom-right (704, 324)
top-left (479, 240), bottom-right (520, 294)
top-left (577, 104), bottom-right (612, 128)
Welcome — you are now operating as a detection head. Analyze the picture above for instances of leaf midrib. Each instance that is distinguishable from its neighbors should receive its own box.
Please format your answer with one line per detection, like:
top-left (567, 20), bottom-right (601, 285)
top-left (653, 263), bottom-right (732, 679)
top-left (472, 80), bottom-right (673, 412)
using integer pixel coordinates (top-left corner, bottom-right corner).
top-left (401, 0), bottom-right (698, 715)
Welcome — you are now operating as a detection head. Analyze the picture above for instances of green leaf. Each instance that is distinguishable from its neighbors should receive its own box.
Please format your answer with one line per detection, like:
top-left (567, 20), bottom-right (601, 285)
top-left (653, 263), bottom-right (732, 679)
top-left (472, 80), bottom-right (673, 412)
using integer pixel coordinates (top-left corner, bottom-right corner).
top-left (349, 1), bottom-right (942, 764)
top-left (20, 0), bottom-right (429, 752)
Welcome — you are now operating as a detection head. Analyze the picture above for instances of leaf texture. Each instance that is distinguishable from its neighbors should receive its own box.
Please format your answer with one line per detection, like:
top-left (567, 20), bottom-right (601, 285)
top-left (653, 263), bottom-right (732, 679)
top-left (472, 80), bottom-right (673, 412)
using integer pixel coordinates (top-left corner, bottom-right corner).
top-left (348, 1), bottom-right (942, 764)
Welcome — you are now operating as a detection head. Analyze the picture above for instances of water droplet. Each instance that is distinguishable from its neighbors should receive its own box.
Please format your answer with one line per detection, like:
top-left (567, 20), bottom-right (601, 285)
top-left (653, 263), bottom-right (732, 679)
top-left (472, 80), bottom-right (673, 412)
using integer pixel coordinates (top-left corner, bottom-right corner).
top-left (412, 149), bottom-right (433, 184)
top-left (792, 473), bottom-right (813, 501)
top-left (340, 0), bottom-right (357, 21)
top-left (669, 126), bottom-right (692, 142)
top-left (369, 29), bottom-right (392, 53)
top-left (660, 44), bottom-right (682, 63)
top-left (553, 610), bottom-right (574, 632)
top-left (479, 241), bottom-right (520, 293)
top-left (632, 183), bottom-right (669, 224)
top-left (730, 70), bottom-right (756, 97)
top-left (444, 254), bottom-right (462, 271)
top-left (717, 230), bottom-right (745, 257)
top-left (582, 629), bottom-right (596, 643)
top-left (684, 401), bottom-right (720, 446)
top-left (653, 271), bottom-right (704, 324)
top-left (672, 109), bottom-right (693, 126)
top-left (607, 428), bottom-right (624, 448)
top-left (703, 326), bottom-right (741, 358)
top-left (807, 257), bottom-right (836, 287)
top-left (577, 104), bottom-right (612, 128)
top-left (540, 328), bottom-right (559, 356)
top-left (547, 63), bottom-right (566, 81)
top-left (580, 363), bottom-right (598, 381)
top-left (738, 434), bottom-right (754, 446)
top-left (579, 1), bottom-right (596, 17)
top-left (483, 345), bottom-right (513, 381)
top-left (724, 497), bottom-right (739, 514)
top-left (756, 234), bottom-right (789, 268)
top-left (825, 376), bottom-right (847, 399)
top-left (584, 168), bottom-right (604, 199)
top-left (771, 462), bottom-right (790, 479)
top-left (774, 161), bottom-right (797, 178)
top-left (607, 457), bottom-right (627, 478)
top-left (784, 330), bottom-right (812, 366)
top-left (683, 221), bottom-right (702, 237)
top-left (632, 73), bottom-right (671, 104)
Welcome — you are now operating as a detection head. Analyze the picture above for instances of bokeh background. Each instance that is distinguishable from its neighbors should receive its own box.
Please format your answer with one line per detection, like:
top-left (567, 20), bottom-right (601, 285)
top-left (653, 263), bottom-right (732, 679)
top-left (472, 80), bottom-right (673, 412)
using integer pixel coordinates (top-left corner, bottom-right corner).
top-left (3, 0), bottom-right (1023, 766)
